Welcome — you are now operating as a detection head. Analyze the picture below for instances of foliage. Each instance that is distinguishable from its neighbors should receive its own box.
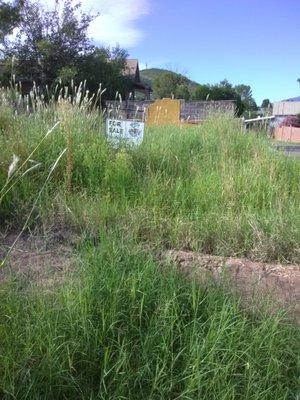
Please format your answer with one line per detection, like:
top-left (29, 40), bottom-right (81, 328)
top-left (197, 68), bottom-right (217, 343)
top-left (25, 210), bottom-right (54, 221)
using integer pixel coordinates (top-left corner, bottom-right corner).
top-left (2, 0), bottom-right (94, 83)
top-left (77, 46), bottom-right (133, 102)
top-left (261, 99), bottom-right (271, 109)
top-left (280, 115), bottom-right (300, 128)
top-left (0, 0), bottom-right (23, 43)
top-left (234, 84), bottom-right (257, 111)
top-left (141, 68), bottom-right (198, 95)
top-left (153, 71), bottom-right (191, 100)
top-left (192, 80), bottom-right (245, 116)
top-left (56, 66), bottom-right (78, 85)
top-left (175, 83), bottom-right (191, 100)
top-left (0, 0), bottom-right (131, 100)
top-left (192, 80), bottom-right (258, 117)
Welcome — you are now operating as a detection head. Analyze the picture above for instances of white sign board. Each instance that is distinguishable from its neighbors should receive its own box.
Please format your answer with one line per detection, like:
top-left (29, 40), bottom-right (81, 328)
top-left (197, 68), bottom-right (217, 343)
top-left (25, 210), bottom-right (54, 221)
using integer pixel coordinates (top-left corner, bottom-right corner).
top-left (106, 119), bottom-right (144, 147)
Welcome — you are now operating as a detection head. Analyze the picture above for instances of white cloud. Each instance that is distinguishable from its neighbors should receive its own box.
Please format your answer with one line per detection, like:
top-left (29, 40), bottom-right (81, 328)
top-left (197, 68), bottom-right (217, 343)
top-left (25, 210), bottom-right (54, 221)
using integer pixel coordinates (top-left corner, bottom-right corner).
top-left (87, 0), bottom-right (149, 48)
top-left (42, 0), bottom-right (149, 48)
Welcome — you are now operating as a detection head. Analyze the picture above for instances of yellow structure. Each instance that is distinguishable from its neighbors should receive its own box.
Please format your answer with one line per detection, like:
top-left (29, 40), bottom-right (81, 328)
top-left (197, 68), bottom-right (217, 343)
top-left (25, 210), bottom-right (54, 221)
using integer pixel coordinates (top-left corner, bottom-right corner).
top-left (146, 99), bottom-right (181, 126)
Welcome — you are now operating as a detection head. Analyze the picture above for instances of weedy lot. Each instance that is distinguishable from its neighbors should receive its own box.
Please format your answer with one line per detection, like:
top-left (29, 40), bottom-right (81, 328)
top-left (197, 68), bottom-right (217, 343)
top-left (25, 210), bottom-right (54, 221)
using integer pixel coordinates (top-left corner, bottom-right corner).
top-left (0, 98), bottom-right (299, 399)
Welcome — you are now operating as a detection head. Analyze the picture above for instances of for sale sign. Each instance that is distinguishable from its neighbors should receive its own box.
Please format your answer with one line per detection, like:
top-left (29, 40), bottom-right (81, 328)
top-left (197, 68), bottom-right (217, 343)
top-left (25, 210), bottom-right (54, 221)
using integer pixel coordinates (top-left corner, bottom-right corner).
top-left (106, 119), bottom-right (144, 147)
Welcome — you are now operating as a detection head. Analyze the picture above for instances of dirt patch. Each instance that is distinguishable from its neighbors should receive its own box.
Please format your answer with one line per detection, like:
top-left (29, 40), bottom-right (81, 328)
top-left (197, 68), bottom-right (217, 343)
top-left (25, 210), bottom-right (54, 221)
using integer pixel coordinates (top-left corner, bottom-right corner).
top-left (0, 232), bottom-right (76, 288)
top-left (166, 250), bottom-right (300, 324)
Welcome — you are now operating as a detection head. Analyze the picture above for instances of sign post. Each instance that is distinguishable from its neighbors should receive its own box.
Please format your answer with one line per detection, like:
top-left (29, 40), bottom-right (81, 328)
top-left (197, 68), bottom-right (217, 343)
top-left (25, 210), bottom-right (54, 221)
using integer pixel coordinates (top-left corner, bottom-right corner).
top-left (106, 119), bottom-right (144, 147)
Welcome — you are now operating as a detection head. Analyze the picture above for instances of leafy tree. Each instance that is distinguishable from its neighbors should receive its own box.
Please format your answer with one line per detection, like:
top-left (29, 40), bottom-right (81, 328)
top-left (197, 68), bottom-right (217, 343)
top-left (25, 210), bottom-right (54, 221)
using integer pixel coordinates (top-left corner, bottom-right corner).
top-left (261, 99), bottom-right (271, 109)
top-left (0, 0), bottom-right (131, 100)
top-left (77, 46), bottom-right (133, 102)
top-left (153, 72), bottom-right (191, 100)
top-left (192, 80), bottom-right (245, 116)
top-left (193, 81), bottom-right (236, 101)
top-left (174, 83), bottom-right (190, 101)
top-left (0, 0), bottom-right (23, 43)
top-left (191, 84), bottom-right (210, 100)
top-left (2, 0), bottom-right (94, 84)
top-left (55, 66), bottom-right (78, 85)
top-left (219, 79), bottom-right (232, 88)
top-left (192, 80), bottom-right (259, 116)
top-left (234, 84), bottom-right (257, 111)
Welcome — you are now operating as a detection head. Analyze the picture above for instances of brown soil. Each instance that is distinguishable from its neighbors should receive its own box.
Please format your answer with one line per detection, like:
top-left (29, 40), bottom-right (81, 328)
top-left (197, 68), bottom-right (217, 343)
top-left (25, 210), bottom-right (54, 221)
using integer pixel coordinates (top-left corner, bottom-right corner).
top-left (166, 250), bottom-right (300, 324)
top-left (0, 232), bottom-right (76, 288)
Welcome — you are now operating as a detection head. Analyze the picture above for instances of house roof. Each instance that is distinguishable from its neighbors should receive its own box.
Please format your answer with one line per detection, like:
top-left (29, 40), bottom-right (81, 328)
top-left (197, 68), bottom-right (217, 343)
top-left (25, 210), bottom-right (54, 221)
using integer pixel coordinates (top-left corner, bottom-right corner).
top-left (122, 59), bottom-right (152, 93)
top-left (283, 96), bottom-right (300, 102)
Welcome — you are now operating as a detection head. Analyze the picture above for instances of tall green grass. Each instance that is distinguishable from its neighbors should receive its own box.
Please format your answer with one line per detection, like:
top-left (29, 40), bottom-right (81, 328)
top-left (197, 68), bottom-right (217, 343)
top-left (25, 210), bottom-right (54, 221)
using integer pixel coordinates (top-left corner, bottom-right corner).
top-left (0, 238), bottom-right (299, 399)
top-left (0, 98), bottom-right (300, 399)
top-left (0, 103), bottom-right (299, 262)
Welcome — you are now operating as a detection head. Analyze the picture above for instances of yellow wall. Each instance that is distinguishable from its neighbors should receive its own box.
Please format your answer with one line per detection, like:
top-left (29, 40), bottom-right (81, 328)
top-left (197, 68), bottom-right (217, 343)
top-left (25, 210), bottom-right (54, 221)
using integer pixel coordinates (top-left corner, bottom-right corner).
top-left (146, 99), bottom-right (181, 126)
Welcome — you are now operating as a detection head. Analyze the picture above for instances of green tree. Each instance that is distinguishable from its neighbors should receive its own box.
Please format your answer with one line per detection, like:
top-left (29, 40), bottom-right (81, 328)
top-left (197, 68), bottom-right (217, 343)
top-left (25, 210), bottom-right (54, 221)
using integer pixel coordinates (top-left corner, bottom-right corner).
top-left (192, 84), bottom-right (213, 100)
top-left (192, 80), bottom-right (245, 116)
top-left (234, 84), bottom-right (257, 111)
top-left (261, 99), bottom-right (271, 109)
top-left (1, 0), bottom-right (131, 100)
top-left (77, 46), bottom-right (133, 102)
top-left (2, 0), bottom-right (94, 84)
top-left (175, 83), bottom-right (191, 101)
top-left (153, 72), bottom-right (191, 100)
top-left (0, 0), bottom-right (23, 43)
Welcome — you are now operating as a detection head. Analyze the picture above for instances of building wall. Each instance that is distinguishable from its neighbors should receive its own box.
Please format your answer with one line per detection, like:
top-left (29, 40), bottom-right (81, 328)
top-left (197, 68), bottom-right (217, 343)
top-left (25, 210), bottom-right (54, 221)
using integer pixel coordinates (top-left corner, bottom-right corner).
top-left (105, 99), bottom-right (236, 123)
top-left (180, 100), bottom-right (236, 120)
top-left (273, 101), bottom-right (300, 116)
top-left (105, 100), bottom-right (152, 121)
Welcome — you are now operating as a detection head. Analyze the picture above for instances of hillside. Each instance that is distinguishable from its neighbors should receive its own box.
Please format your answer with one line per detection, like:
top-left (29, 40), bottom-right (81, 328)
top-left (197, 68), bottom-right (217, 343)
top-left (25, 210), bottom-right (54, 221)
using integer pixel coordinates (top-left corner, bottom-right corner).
top-left (140, 68), bottom-right (199, 90)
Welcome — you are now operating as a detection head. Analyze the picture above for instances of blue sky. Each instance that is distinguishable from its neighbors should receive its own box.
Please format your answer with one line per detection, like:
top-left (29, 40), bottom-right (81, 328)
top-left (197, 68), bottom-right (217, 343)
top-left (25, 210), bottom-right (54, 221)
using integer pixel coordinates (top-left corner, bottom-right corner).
top-left (46, 0), bottom-right (300, 104)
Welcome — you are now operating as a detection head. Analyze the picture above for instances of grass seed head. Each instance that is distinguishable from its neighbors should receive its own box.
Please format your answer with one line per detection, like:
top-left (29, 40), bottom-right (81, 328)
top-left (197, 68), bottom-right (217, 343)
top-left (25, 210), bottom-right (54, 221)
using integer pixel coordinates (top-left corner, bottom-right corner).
top-left (7, 154), bottom-right (20, 179)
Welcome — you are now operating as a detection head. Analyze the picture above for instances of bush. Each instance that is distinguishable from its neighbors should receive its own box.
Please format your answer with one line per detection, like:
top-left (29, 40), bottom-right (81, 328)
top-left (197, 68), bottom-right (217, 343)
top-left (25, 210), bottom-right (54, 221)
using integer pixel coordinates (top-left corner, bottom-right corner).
top-left (280, 115), bottom-right (300, 128)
